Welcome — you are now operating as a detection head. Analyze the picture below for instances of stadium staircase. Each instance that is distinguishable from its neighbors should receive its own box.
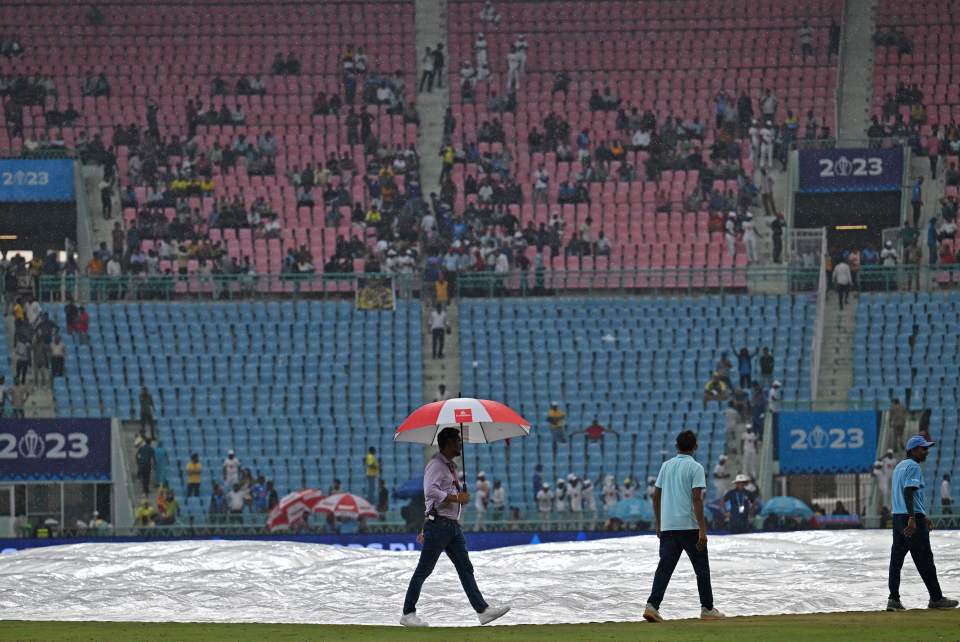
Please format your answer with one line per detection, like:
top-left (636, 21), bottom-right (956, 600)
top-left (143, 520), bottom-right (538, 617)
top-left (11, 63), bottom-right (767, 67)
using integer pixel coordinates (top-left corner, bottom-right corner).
top-left (836, 0), bottom-right (879, 141)
top-left (415, 0), bottom-right (450, 189)
top-left (814, 294), bottom-right (857, 410)
top-left (420, 299), bottom-right (461, 402)
top-left (82, 165), bottom-right (120, 259)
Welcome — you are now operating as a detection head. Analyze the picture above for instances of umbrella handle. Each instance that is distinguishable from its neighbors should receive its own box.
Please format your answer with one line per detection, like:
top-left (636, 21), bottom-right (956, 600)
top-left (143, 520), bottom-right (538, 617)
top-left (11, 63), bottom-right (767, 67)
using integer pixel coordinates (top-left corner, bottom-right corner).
top-left (459, 423), bottom-right (466, 490)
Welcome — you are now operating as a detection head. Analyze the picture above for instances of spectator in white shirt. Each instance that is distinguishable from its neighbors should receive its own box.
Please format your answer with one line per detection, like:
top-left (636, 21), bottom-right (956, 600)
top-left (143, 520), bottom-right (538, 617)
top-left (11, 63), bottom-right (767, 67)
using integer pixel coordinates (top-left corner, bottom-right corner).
top-left (490, 480), bottom-right (506, 521)
top-left (223, 449), bottom-right (241, 487)
top-left (506, 46), bottom-right (521, 91)
top-left (536, 483), bottom-right (553, 520)
top-left (942, 474), bottom-right (952, 514)
top-left (514, 34), bottom-right (528, 74)
top-left (430, 303), bottom-right (448, 358)
top-left (479, 0), bottom-right (501, 23)
top-left (832, 257), bottom-right (852, 309)
top-left (533, 165), bottom-right (549, 204)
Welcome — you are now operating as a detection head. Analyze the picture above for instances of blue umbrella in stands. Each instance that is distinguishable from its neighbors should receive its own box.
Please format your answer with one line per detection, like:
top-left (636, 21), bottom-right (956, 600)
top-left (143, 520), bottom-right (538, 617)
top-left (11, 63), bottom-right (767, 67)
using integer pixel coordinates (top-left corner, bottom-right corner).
top-left (759, 496), bottom-right (814, 519)
top-left (394, 476), bottom-right (424, 500)
top-left (607, 497), bottom-right (655, 523)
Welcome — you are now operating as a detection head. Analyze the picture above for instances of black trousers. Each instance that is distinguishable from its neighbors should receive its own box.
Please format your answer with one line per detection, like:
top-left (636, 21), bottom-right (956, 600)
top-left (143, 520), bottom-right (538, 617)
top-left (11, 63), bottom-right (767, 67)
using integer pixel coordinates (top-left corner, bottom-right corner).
top-left (432, 328), bottom-right (445, 358)
top-left (837, 283), bottom-right (850, 308)
top-left (15, 359), bottom-right (28, 384)
top-left (647, 529), bottom-right (714, 610)
top-left (889, 514), bottom-right (943, 601)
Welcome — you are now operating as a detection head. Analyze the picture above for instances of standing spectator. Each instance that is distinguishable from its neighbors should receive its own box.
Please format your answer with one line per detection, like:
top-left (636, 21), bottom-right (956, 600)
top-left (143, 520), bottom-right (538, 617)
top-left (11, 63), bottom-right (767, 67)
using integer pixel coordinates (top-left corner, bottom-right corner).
top-left (927, 217), bottom-right (939, 265)
top-left (798, 20), bottom-right (813, 60)
top-left (732, 346), bottom-right (756, 389)
top-left (490, 480), bottom-right (506, 522)
top-left (365, 446), bottom-right (380, 500)
top-left (554, 479), bottom-right (568, 515)
top-left (536, 482), bottom-right (553, 521)
top-left (833, 256), bottom-right (852, 309)
top-left (139, 385), bottom-right (156, 439)
top-left (760, 169), bottom-right (775, 216)
top-left (153, 439), bottom-right (168, 487)
top-left (13, 339), bottom-right (30, 385)
top-left (711, 455), bottom-right (729, 499)
top-left (767, 380), bottom-right (782, 413)
top-left (226, 483), bottom-right (247, 523)
top-left (532, 165), bottom-right (549, 205)
top-left (770, 211), bottom-right (785, 264)
top-left (911, 177), bottom-right (923, 228)
top-left (9, 383), bottom-right (28, 418)
top-left (881, 241), bottom-right (898, 266)
top-left (547, 401), bottom-right (567, 443)
top-left (567, 474), bottom-right (583, 521)
top-left (136, 438), bottom-right (155, 496)
top-left (429, 303), bottom-right (448, 359)
top-left (602, 474), bottom-right (619, 509)
top-left (31, 332), bottom-right (49, 387)
top-left (267, 481), bottom-right (279, 510)
top-left (432, 44), bottom-right (445, 89)
top-left (419, 47), bottom-right (435, 93)
top-left (743, 213), bottom-right (760, 264)
top-left (643, 430), bottom-right (724, 622)
top-left (531, 463), bottom-right (543, 499)
top-left (941, 474), bottom-right (952, 515)
top-left (873, 460), bottom-right (891, 511)
top-left (377, 479), bottom-right (389, 514)
top-left (582, 479), bottom-right (597, 522)
top-left (505, 46), bottom-right (521, 91)
top-left (49, 335), bottom-right (65, 378)
top-left (829, 18), bottom-right (841, 57)
top-left (889, 398), bottom-right (907, 450)
top-left (741, 430), bottom-right (758, 479)
top-left (926, 133), bottom-right (941, 179)
top-left (474, 471), bottom-right (489, 529)
top-left (223, 449), bottom-right (241, 488)
top-left (186, 453), bottom-right (202, 497)
top-left (724, 212), bottom-right (737, 258)
top-left (722, 474), bottom-right (757, 534)
top-left (887, 436), bottom-right (958, 611)
top-left (759, 120), bottom-right (775, 169)
top-left (758, 347), bottom-right (775, 391)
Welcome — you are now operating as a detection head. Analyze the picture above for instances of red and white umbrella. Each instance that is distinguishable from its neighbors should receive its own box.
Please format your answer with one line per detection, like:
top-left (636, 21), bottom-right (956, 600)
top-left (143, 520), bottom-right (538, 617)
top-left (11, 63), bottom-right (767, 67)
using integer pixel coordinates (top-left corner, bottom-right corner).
top-left (395, 397), bottom-right (531, 445)
top-left (313, 492), bottom-right (379, 520)
top-left (265, 488), bottom-right (326, 532)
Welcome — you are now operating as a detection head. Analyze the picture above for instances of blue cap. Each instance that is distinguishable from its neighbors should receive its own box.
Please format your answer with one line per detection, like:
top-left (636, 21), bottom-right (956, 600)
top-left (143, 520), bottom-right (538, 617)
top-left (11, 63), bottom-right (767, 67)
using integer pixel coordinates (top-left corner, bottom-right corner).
top-left (905, 435), bottom-right (935, 451)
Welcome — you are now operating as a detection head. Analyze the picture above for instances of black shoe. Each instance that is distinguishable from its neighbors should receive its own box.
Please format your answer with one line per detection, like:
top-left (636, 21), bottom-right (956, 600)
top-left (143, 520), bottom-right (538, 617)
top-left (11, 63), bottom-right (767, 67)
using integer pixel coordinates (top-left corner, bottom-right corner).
top-left (928, 597), bottom-right (959, 609)
top-left (886, 598), bottom-right (905, 611)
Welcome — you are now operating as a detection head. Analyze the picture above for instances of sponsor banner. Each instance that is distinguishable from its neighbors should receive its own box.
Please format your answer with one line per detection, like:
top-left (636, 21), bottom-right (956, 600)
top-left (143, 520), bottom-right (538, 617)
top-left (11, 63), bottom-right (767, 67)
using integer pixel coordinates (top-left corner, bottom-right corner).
top-left (798, 148), bottom-right (903, 193)
top-left (777, 411), bottom-right (879, 474)
top-left (0, 419), bottom-right (111, 482)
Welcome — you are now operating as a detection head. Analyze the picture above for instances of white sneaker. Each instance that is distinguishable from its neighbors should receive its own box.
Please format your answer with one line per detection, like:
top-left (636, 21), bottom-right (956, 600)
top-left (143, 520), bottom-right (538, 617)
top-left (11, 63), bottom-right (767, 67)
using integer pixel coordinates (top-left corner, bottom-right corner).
top-left (399, 612), bottom-right (429, 627)
top-left (701, 607), bottom-right (725, 620)
top-left (642, 603), bottom-right (663, 622)
top-left (477, 603), bottom-right (511, 625)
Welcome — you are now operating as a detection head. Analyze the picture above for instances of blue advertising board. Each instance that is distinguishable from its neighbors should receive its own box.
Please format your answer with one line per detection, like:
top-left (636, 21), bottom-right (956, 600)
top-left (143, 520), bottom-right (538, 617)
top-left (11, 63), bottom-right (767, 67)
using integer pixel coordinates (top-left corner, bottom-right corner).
top-left (0, 159), bottom-right (75, 201)
top-left (0, 419), bottom-right (111, 482)
top-left (777, 411), bottom-right (879, 474)
top-left (798, 148), bottom-right (903, 193)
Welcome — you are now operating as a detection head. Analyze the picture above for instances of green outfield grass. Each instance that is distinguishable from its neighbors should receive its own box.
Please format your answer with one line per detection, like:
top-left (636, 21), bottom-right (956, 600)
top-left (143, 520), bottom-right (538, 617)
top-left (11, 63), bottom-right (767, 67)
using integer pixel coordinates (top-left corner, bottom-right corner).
top-left (0, 611), bottom-right (958, 642)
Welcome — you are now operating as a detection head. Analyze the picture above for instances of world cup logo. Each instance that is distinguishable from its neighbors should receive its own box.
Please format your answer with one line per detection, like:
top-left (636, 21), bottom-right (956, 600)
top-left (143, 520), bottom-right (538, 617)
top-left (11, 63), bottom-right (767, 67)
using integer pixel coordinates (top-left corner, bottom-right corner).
top-left (18, 429), bottom-right (45, 458)
top-left (834, 156), bottom-right (853, 177)
top-left (808, 425), bottom-right (829, 449)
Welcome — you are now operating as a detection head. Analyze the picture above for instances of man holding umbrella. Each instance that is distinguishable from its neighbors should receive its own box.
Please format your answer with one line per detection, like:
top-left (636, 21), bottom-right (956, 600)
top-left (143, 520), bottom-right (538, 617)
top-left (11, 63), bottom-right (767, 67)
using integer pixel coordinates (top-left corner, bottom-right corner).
top-left (400, 426), bottom-right (511, 627)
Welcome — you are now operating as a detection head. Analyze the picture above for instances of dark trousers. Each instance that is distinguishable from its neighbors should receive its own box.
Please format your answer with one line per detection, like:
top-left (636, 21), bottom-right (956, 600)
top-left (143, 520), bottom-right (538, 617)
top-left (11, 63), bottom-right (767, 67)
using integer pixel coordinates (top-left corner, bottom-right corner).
top-left (15, 359), bottom-right (28, 385)
top-left (51, 356), bottom-right (64, 378)
top-left (403, 518), bottom-right (488, 615)
top-left (739, 373), bottom-right (751, 388)
top-left (432, 328), bottom-right (445, 358)
top-left (889, 514), bottom-right (943, 601)
top-left (138, 464), bottom-right (152, 495)
top-left (912, 201), bottom-right (922, 228)
top-left (837, 283), bottom-right (850, 308)
top-left (930, 155), bottom-right (938, 180)
top-left (186, 483), bottom-right (200, 497)
top-left (419, 70), bottom-right (434, 92)
top-left (647, 529), bottom-right (714, 610)
top-left (942, 498), bottom-right (952, 515)
top-left (772, 237), bottom-right (783, 263)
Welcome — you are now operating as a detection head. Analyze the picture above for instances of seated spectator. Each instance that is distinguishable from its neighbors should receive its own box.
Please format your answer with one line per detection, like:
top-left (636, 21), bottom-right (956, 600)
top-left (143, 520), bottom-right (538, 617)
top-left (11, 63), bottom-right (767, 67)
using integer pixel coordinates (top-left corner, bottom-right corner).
top-left (946, 162), bottom-right (960, 187)
top-left (703, 372), bottom-right (730, 407)
top-left (552, 70), bottom-right (571, 94)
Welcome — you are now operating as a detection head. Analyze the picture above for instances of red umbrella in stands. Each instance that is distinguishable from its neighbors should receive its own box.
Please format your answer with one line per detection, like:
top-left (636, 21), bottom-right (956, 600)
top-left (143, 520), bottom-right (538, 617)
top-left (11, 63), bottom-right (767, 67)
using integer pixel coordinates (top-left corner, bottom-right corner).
top-left (395, 397), bottom-right (531, 481)
top-left (265, 488), bottom-right (326, 532)
top-left (313, 492), bottom-right (379, 520)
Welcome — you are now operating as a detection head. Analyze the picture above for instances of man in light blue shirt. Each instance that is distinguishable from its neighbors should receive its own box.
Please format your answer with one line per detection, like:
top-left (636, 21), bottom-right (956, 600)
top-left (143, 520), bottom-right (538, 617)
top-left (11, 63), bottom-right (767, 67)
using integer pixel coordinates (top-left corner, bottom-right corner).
top-left (644, 430), bottom-right (724, 622)
top-left (887, 435), bottom-right (958, 611)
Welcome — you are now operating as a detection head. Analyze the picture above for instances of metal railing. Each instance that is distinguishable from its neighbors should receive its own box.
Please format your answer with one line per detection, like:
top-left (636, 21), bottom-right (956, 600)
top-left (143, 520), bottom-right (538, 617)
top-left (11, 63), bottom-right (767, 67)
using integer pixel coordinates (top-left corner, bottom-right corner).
top-left (34, 263), bottom-right (960, 306)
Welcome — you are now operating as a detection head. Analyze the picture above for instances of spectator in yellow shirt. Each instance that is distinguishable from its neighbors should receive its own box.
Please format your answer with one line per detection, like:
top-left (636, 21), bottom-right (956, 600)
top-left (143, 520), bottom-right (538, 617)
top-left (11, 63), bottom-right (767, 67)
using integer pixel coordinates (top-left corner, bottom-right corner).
top-left (435, 272), bottom-right (449, 306)
top-left (186, 453), bottom-right (202, 497)
top-left (365, 447), bottom-right (380, 500)
top-left (135, 499), bottom-right (156, 527)
top-left (547, 402), bottom-right (567, 443)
